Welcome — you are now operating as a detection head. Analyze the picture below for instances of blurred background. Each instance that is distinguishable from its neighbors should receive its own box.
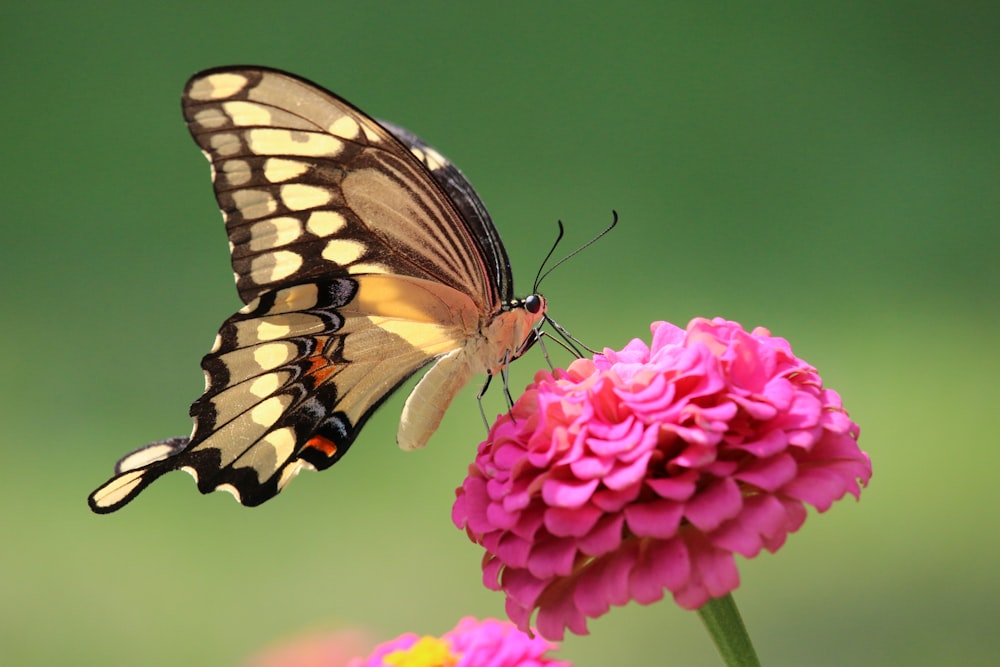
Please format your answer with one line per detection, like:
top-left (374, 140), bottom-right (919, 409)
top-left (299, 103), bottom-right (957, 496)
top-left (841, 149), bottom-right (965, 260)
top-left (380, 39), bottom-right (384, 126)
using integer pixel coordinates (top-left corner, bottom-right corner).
top-left (2, 2), bottom-right (997, 665)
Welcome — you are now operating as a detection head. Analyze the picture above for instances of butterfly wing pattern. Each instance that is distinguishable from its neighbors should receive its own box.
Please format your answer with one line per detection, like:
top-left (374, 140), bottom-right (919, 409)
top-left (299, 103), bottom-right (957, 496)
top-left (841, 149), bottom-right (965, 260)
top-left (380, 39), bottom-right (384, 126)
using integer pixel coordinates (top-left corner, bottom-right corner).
top-left (89, 67), bottom-right (545, 513)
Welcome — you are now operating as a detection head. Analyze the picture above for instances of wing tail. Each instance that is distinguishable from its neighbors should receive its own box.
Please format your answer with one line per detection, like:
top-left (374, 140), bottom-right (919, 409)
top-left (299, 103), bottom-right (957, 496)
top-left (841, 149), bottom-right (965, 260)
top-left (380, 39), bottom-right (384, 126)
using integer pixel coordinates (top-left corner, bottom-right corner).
top-left (88, 436), bottom-right (190, 513)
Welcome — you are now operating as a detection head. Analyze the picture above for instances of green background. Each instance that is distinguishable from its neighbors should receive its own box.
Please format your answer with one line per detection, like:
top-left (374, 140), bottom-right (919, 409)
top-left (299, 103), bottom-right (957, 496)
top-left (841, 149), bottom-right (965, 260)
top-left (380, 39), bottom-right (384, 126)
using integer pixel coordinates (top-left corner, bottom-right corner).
top-left (3, 2), bottom-right (997, 665)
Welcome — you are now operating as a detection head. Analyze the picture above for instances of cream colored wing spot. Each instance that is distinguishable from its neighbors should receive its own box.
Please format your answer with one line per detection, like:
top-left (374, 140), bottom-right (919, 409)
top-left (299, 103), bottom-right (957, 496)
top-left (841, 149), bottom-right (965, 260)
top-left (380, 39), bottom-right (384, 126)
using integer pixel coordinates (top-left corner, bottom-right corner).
top-left (255, 320), bottom-right (291, 341)
top-left (232, 189), bottom-right (278, 220)
top-left (411, 145), bottom-right (448, 170)
top-left (424, 145), bottom-right (448, 167)
top-left (252, 341), bottom-right (298, 371)
top-left (306, 210), bottom-right (347, 237)
top-left (214, 483), bottom-right (242, 501)
top-left (192, 107), bottom-right (229, 130)
top-left (247, 312), bottom-right (326, 343)
top-left (362, 125), bottom-right (382, 142)
top-left (269, 283), bottom-right (320, 314)
top-left (239, 296), bottom-right (262, 315)
top-left (222, 100), bottom-right (273, 126)
top-left (323, 239), bottom-right (366, 265)
top-left (280, 183), bottom-right (333, 211)
top-left (91, 470), bottom-right (147, 509)
top-left (252, 426), bottom-right (297, 475)
top-left (249, 249), bottom-right (304, 284)
top-left (248, 217), bottom-right (304, 252)
top-left (250, 395), bottom-right (293, 427)
top-left (278, 459), bottom-right (316, 491)
top-left (246, 128), bottom-right (343, 157)
top-left (328, 115), bottom-right (361, 139)
top-left (346, 262), bottom-right (391, 275)
top-left (117, 443), bottom-right (180, 472)
top-left (220, 159), bottom-right (252, 186)
top-left (249, 372), bottom-right (282, 398)
top-left (209, 133), bottom-right (242, 157)
top-left (210, 332), bottom-right (223, 352)
top-left (263, 158), bottom-right (310, 183)
top-left (188, 73), bottom-right (249, 101)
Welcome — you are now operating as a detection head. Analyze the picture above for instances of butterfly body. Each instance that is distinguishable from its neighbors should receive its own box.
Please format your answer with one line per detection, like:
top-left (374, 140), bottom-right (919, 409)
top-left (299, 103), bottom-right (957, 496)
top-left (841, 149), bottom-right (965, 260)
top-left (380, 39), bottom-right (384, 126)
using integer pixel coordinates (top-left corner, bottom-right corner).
top-left (89, 67), bottom-right (544, 513)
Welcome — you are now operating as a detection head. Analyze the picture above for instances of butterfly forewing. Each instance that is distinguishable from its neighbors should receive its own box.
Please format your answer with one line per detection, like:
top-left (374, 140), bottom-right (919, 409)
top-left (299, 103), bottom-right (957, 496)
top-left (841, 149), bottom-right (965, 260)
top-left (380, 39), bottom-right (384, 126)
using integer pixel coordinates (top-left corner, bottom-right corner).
top-left (88, 67), bottom-right (545, 514)
top-left (379, 121), bottom-right (514, 302)
top-left (182, 68), bottom-right (500, 309)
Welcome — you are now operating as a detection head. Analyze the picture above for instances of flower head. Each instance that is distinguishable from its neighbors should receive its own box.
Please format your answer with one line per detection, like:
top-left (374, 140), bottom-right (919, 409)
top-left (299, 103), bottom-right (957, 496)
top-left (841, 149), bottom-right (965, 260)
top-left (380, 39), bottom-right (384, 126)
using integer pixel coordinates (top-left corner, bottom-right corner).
top-left (347, 617), bottom-right (569, 667)
top-left (243, 628), bottom-right (373, 667)
top-left (453, 318), bottom-right (872, 640)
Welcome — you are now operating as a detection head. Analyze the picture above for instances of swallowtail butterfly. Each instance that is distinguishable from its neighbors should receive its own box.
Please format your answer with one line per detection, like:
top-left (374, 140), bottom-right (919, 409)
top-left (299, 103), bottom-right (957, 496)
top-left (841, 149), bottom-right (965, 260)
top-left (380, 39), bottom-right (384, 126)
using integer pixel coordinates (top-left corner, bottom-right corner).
top-left (89, 66), bottom-right (546, 513)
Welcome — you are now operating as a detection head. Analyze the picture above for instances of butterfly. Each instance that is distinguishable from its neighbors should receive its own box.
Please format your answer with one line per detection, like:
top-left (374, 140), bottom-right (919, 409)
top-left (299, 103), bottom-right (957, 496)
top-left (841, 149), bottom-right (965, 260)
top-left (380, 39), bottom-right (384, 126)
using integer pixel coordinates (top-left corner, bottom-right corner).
top-left (89, 66), bottom-right (547, 513)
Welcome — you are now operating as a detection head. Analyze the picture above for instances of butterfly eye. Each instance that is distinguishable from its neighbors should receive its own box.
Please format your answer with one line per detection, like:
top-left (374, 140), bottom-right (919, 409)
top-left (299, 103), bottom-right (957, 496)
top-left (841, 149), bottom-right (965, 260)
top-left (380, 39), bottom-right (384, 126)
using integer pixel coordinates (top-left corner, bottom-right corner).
top-left (524, 294), bottom-right (544, 314)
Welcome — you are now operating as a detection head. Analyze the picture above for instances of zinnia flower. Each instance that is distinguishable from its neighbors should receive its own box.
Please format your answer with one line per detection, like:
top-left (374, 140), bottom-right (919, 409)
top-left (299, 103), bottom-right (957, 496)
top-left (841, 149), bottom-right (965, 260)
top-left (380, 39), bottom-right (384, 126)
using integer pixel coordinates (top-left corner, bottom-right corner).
top-left (347, 617), bottom-right (569, 667)
top-left (453, 318), bottom-right (872, 640)
top-left (244, 628), bottom-right (372, 667)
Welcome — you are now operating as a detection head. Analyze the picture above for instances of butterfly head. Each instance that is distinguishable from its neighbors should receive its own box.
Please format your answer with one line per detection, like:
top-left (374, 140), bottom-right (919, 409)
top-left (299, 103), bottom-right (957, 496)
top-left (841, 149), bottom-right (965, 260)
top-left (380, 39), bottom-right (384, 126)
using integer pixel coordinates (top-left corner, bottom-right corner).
top-left (497, 292), bottom-right (547, 362)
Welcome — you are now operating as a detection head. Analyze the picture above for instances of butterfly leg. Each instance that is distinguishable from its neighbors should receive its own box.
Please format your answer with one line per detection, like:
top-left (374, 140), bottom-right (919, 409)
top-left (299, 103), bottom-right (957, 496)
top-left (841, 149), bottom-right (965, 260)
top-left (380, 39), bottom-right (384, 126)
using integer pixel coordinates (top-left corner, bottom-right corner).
top-left (476, 373), bottom-right (493, 431)
top-left (535, 332), bottom-right (555, 370)
top-left (499, 349), bottom-right (515, 408)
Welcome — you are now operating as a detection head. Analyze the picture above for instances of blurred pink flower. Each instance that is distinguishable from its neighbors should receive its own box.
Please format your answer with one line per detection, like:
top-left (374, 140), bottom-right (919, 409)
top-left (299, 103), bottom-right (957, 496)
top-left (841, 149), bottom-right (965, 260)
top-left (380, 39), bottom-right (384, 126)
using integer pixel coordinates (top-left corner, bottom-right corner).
top-left (244, 628), bottom-right (373, 667)
top-left (453, 318), bottom-right (872, 640)
top-left (347, 617), bottom-right (569, 667)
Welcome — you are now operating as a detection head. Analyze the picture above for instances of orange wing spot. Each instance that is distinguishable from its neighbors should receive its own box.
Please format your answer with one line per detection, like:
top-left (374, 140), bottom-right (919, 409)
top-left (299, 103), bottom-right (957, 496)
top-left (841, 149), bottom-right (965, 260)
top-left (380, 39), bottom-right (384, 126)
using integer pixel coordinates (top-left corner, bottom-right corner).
top-left (305, 435), bottom-right (338, 458)
top-left (304, 354), bottom-right (338, 385)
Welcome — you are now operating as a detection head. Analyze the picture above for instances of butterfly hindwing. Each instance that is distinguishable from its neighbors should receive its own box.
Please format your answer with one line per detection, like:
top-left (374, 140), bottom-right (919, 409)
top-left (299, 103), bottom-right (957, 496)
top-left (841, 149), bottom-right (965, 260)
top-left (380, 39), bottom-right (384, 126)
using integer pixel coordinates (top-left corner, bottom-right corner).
top-left (88, 67), bottom-right (546, 514)
top-left (185, 274), bottom-right (484, 505)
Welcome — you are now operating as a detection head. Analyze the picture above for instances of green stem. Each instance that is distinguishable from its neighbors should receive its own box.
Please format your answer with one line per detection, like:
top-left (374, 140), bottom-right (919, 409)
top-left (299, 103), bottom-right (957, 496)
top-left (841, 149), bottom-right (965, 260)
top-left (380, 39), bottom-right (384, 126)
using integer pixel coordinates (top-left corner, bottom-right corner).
top-left (696, 594), bottom-right (762, 667)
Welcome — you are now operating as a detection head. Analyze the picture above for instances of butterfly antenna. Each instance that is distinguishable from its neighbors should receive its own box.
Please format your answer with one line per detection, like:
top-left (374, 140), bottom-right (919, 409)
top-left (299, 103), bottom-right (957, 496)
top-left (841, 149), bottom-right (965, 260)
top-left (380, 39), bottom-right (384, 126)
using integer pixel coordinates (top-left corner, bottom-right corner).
top-left (533, 210), bottom-right (619, 292)
top-left (533, 220), bottom-right (566, 294)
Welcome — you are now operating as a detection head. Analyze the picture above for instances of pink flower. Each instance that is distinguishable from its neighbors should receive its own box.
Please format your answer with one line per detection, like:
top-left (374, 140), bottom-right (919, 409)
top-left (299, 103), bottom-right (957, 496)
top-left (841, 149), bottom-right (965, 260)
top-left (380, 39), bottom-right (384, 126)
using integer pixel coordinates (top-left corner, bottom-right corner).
top-left (347, 617), bottom-right (570, 667)
top-left (243, 628), bottom-right (373, 667)
top-left (453, 318), bottom-right (872, 640)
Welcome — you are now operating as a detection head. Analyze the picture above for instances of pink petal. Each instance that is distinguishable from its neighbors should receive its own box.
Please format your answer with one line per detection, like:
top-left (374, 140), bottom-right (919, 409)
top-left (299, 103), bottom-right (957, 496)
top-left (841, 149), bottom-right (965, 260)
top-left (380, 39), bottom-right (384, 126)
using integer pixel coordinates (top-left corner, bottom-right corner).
top-left (734, 453), bottom-right (798, 491)
top-left (645, 471), bottom-right (698, 501)
top-left (577, 514), bottom-right (625, 556)
top-left (527, 536), bottom-right (578, 578)
top-left (684, 478), bottom-right (743, 532)
top-left (781, 467), bottom-right (858, 511)
top-left (569, 454), bottom-right (614, 479)
top-left (541, 477), bottom-right (599, 509)
top-left (591, 482), bottom-right (642, 511)
top-left (731, 427), bottom-right (788, 458)
top-left (544, 504), bottom-right (603, 537)
top-left (624, 499), bottom-right (684, 539)
top-left (603, 449), bottom-right (654, 489)
top-left (629, 537), bottom-right (690, 604)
